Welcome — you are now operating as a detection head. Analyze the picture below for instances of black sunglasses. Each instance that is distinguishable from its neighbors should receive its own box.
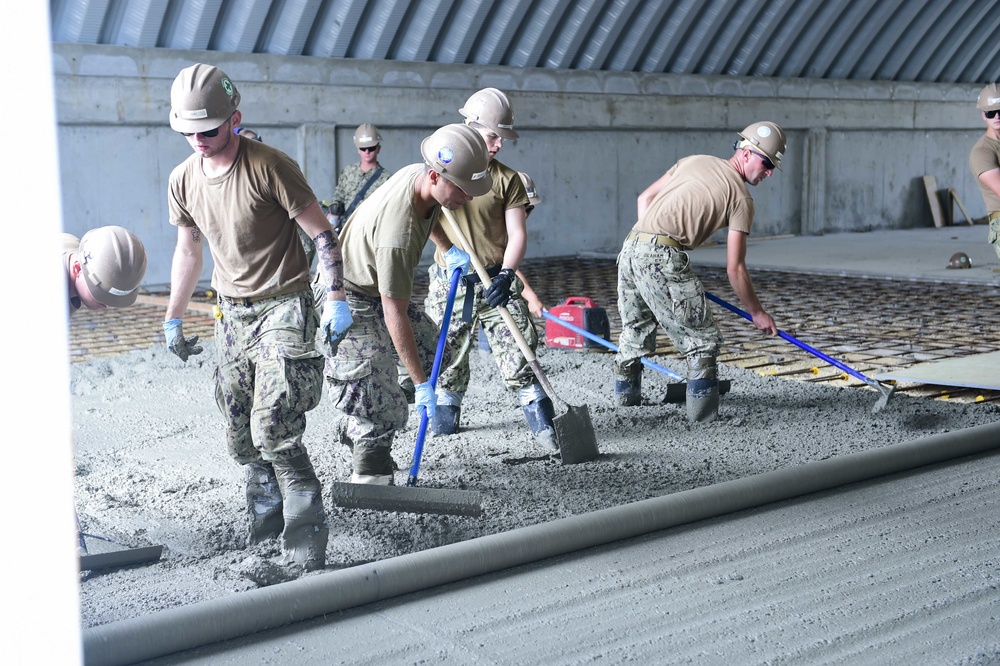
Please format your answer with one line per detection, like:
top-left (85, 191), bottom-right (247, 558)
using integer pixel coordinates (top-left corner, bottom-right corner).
top-left (750, 150), bottom-right (775, 171)
top-left (986, 110), bottom-right (999, 119)
top-left (359, 145), bottom-right (379, 152)
top-left (179, 117), bottom-right (230, 138)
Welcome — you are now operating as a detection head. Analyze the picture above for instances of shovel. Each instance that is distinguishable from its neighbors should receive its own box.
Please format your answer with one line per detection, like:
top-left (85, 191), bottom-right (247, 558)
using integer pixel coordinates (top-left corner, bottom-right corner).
top-left (705, 292), bottom-right (896, 413)
top-left (540, 309), bottom-right (732, 403)
top-left (441, 209), bottom-right (599, 464)
top-left (328, 267), bottom-right (483, 516)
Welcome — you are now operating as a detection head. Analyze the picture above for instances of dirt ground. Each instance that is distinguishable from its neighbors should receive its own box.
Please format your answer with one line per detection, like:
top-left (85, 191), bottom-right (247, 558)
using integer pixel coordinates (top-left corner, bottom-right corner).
top-left (72, 338), bottom-right (998, 629)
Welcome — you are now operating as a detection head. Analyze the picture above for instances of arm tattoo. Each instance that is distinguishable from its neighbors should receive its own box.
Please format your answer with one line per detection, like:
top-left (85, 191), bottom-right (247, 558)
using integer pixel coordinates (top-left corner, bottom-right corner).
top-left (191, 227), bottom-right (201, 244)
top-left (313, 229), bottom-right (344, 292)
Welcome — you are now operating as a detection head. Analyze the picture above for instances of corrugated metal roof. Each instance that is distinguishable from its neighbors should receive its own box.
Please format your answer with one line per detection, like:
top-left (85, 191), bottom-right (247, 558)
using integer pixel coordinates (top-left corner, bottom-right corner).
top-left (49, 0), bottom-right (1000, 84)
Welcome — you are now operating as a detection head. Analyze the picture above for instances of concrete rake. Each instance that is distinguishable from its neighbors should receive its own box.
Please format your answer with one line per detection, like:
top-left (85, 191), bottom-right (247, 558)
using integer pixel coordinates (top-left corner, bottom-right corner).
top-left (705, 292), bottom-right (896, 413)
top-left (328, 267), bottom-right (483, 517)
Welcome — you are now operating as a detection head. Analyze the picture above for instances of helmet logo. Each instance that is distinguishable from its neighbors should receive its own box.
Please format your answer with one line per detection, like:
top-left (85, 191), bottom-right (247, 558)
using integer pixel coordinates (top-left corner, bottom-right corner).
top-left (438, 147), bottom-right (455, 164)
top-left (756, 126), bottom-right (772, 138)
top-left (221, 77), bottom-right (234, 98)
top-left (472, 168), bottom-right (488, 181)
top-left (990, 97), bottom-right (1000, 105)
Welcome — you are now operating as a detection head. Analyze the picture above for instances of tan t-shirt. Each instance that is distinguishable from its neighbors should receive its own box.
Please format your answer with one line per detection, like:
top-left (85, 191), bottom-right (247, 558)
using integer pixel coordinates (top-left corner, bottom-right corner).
top-left (969, 134), bottom-right (1000, 213)
top-left (433, 159), bottom-right (529, 268)
top-left (635, 155), bottom-right (754, 249)
top-left (62, 233), bottom-right (81, 317)
top-left (168, 140), bottom-right (316, 299)
top-left (339, 164), bottom-right (438, 300)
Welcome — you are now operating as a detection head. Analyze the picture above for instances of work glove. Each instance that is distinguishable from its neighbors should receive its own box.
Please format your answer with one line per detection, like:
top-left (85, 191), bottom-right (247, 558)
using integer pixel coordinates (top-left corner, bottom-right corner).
top-left (414, 381), bottom-right (436, 420)
top-left (484, 268), bottom-right (516, 308)
top-left (320, 299), bottom-right (353, 351)
top-left (443, 245), bottom-right (471, 277)
top-left (163, 319), bottom-right (203, 362)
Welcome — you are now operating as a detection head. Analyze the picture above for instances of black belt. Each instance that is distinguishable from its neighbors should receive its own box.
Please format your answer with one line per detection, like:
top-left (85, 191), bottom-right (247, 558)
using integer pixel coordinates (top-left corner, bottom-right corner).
top-left (626, 230), bottom-right (685, 249)
top-left (460, 264), bottom-right (502, 322)
top-left (218, 287), bottom-right (304, 308)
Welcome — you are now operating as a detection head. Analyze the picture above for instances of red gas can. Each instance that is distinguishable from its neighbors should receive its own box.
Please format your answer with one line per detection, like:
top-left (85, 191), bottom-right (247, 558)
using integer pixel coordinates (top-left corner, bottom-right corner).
top-left (545, 296), bottom-right (611, 350)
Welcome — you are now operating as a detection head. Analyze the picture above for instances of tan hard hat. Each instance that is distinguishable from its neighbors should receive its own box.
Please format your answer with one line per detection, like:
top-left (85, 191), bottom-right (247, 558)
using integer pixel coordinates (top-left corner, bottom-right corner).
top-left (737, 121), bottom-right (786, 170)
top-left (421, 123), bottom-right (492, 197)
top-left (353, 123), bottom-right (382, 148)
top-left (977, 83), bottom-right (1000, 112)
top-left (78, 226), bottom-right (148, 307)
top-left (169, 64), bottom-right (240, 134)
top-left (947, 252), bottom-right (972, 269)
top-left (518, 172), bottom-right (541, 206)
top-left (459, 88), bottom-right (519, 139)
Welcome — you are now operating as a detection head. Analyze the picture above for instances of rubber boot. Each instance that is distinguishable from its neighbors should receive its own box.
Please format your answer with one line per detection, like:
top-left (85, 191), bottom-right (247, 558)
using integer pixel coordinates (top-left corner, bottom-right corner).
top-left (351, 443), bottom-right (395, 486)
top-left (431, 390), bottom-right (463, 436)
top-left (244, 461), bottom-right (283, 544)
top-left (686, 355), bottom-right (720, 423)
top-left (520, 384), bottom-right (559, 452)
top-left (272, 454), bottom-right (328, 572)
top-left (614, 374), bottom-right (642, 407)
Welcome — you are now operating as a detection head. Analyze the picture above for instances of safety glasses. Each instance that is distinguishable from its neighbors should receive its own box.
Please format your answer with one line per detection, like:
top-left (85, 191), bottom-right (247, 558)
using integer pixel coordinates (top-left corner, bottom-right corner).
top-left (986, 110), bottom-right (999, 120)
top-left (750, 150), bottom-right (775, 171)
top-left (359, 145), bottom-right (379, 152)
top-left (179, 117), bottom-right (230, 138)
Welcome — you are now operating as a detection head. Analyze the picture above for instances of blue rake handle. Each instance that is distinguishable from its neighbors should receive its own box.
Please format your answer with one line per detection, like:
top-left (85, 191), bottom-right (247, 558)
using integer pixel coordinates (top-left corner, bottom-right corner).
top-left (704, 291), bottom-right (896, 412)
top-left (540, 309), bottom-right (685, 381)
top-left (407, 267), bottom-right (463, 487)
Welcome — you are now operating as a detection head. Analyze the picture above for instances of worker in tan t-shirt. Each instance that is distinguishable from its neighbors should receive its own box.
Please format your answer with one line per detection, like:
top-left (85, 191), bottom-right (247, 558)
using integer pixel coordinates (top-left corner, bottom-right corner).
top-left (162, 63), bottom-right (352, 575)
top-left (317, 123), bottom-right (487, 485)
top-left (969, 82), bottom-right (1000, 260)
top-left (423, 88), bottom-right (559, 453)
top-left (615, 122), bottom-right (783, 423)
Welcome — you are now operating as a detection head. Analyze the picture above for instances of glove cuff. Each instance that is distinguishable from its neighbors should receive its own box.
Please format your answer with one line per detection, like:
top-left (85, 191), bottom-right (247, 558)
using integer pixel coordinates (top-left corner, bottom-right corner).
top-left (163, 318), bottom-right (182, 332)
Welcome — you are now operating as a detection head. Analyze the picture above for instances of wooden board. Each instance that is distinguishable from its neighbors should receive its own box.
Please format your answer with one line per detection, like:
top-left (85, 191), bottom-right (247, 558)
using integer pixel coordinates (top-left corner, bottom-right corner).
top-left (875, 351), bottom-right (1000, 391)
top-left (923, 175), bottom-right (946, 227)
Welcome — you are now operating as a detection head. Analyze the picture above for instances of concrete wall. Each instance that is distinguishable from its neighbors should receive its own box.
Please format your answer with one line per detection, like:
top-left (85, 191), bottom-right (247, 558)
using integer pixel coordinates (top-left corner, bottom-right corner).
top-left (52, 44), bottom-right (985, 289)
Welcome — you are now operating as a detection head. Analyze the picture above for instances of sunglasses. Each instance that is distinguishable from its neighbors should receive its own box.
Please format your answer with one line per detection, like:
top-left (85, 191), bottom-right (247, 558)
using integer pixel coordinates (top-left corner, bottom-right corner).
top-left (986, 110), bottom-right (999, 119)
top-left (179, 116), bottom-right (231, 138)
top-left (750, 150), bottom-right (775, 171)
top-left (359, 145), bottom-right (379, 152)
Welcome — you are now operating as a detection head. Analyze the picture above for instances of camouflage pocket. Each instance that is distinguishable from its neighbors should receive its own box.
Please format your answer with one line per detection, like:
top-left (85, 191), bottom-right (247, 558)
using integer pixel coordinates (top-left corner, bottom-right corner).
top-left (324, 357), bottom-right (377, 418)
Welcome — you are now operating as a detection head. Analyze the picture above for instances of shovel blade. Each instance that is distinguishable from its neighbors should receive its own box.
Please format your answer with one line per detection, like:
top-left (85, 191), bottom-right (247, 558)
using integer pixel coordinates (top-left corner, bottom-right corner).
top-left (871, 382), bottom-right (898, 414)
top-left (554, 403), bottom-right (600, 465)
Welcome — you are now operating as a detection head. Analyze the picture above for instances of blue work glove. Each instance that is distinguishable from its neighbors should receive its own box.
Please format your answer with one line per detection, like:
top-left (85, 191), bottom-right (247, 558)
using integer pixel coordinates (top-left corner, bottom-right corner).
top-left (443, 245), bottom-right (471, 276)
top-left (163, 319), bottom-right (203, 362)
top-left (484, 268), bottom-right (516, 308)
top-left (414, 381), bottom-right (436, 420)
top-left (320, 299), bottom-right (353, 347)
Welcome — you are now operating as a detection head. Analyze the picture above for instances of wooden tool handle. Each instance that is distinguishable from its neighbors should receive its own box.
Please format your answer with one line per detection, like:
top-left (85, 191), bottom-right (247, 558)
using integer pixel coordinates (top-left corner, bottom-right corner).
top-left (440, 209), bottom-right (560, 402)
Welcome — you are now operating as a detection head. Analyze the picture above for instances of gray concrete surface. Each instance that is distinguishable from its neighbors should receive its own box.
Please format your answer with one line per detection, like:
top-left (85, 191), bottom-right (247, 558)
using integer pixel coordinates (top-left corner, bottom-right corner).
top-left (689, 225), bottom-right (1000, 287)
top-left (144, 449), bottom-right (1000, 666)
top-left (584, 224), bottom-right (1000, 287)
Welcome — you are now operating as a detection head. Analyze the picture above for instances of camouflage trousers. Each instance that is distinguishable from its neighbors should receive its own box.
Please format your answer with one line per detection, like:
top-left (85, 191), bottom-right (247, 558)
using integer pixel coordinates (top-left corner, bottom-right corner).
top-left (323, 291), bottom-right (440, 474)
top-left (989, 217), bottom-right (1000, 260)
top-left (615, 238), bottom-right (723, 379)
top-left (425, 263), bottom-right (538, 394)
top-left (214, 290), bottom-right (325, 464)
